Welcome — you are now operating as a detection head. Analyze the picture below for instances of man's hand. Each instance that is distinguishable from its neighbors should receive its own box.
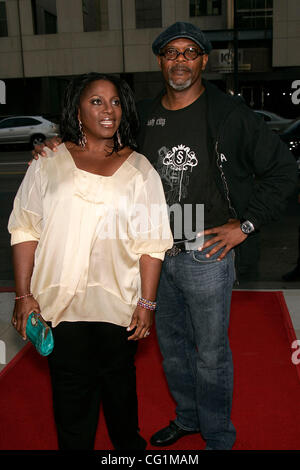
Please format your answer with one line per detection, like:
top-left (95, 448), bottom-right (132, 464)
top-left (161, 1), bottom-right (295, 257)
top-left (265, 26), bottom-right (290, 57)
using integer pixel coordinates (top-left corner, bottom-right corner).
top-left (198, 218), bottom-right (248, 261)
top-left (127, 306), bottom-right (153, 341)
top-left (30, 136), bottom-right (62, 162)
top-left (12, 296), bottom-right (41, 340)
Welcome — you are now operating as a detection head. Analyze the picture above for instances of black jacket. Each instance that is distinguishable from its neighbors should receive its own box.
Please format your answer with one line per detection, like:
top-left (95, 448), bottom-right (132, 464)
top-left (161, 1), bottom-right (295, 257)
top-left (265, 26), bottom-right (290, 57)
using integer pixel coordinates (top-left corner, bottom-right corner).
top-left (136, 80), bottom-right (298, 278)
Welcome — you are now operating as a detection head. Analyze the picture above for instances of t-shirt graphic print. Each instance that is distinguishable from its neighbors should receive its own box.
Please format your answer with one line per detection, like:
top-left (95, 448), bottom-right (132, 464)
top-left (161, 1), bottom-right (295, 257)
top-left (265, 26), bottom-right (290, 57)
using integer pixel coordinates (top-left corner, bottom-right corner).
top-left (140, 91), bottom-right (231, 239)
top-left (156, 144), bottom-right (198, 204)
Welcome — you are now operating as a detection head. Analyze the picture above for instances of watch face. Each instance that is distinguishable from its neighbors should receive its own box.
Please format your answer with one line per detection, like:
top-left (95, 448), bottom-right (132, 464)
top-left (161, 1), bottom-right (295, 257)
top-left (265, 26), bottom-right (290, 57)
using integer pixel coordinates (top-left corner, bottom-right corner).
top-left (241, 221), bottom-right (254, 234)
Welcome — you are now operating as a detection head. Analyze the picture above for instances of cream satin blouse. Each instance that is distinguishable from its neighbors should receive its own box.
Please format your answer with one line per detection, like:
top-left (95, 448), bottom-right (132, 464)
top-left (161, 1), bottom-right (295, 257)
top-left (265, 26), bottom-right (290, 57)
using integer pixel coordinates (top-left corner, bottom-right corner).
top-left (8, 144), bottom-right (173, 327)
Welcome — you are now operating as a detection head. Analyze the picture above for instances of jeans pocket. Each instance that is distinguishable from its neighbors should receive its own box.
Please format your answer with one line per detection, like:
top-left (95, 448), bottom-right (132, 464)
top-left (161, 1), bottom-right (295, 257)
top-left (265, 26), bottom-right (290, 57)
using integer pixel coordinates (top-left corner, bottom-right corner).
top-left (192, 245), bottom-right (226, 264)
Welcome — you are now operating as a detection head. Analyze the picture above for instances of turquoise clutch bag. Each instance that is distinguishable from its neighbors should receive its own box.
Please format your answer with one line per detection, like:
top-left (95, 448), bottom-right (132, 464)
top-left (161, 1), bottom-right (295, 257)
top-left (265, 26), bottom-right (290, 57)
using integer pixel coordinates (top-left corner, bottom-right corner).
top-left (26, 312), bottom-right (54, 356)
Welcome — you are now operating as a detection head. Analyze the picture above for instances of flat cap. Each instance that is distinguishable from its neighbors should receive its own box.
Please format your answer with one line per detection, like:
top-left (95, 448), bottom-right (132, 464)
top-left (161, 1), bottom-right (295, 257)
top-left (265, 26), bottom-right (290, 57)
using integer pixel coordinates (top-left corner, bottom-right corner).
top-left (152, 22), bottom-right (212, 55)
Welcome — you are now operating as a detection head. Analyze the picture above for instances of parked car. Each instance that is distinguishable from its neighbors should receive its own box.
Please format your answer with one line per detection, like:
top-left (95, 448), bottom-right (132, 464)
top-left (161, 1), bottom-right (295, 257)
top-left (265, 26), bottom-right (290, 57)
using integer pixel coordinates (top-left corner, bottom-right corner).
top-left (254, 110), bottom-right (293, 133)
top-left (0, 115), bottom-right (59, 147)
top-left (279, 119), bottom-right (300, 174)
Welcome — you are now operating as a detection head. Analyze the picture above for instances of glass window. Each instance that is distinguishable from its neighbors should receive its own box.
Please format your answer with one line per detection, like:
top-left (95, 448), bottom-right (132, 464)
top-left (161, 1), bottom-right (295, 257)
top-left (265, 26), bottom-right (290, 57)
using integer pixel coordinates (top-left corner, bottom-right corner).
top-left (236, 0), bottom-right (273, 30)
top-left (82, 0), bottom-right (100, 32)
top-left (82, 0), bottom-right (108, 32)
top-left (135, 0), bottom-right (162, 29)
top-left (285, 121), bottom-right (300, 137)
top-left (190, 0), bottom-right (222, 16)
top-left (0, 118), bottom-right (16, 129)
top-left (255, 111), bottom-right (275, 122)
top-left (0, 117), bottom-right (42, 129)
top-left (15, 117), bottom-right (41, 126)
top-left (31, 0), bottom-right (57, 35)
top-left (0, 1), bottom-right (8, 37)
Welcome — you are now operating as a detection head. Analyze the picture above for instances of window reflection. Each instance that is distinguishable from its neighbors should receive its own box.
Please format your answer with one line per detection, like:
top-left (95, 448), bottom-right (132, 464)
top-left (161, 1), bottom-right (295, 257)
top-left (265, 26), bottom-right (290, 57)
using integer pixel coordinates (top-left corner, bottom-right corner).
top-left (82, 0), bottom-right (108, 32)
top-left (190, 0), bottom-right (222, 17)
top-left (135, 0), bottom-right (162, 29)
top-left (31, 0), bottom-right (57, 35)
top-left (0, 1), bottom-right (8, 37)
top-left (236, 0), bottom-right (273, 30)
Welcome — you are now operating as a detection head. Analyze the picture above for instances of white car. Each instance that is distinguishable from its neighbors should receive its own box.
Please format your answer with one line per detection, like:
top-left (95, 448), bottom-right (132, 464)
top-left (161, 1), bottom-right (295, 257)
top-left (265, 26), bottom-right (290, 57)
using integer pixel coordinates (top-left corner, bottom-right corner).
top-left (0, 115), bottom-right (59, 147)
top-left (254, 110), bottom-right (293, 133)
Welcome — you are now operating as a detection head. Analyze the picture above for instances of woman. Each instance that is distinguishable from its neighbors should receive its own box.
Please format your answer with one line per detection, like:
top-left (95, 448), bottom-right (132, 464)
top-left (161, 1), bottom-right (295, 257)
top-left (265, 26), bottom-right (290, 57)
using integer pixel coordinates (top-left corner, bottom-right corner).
top-left (8, 73), bottom-right (173, 450)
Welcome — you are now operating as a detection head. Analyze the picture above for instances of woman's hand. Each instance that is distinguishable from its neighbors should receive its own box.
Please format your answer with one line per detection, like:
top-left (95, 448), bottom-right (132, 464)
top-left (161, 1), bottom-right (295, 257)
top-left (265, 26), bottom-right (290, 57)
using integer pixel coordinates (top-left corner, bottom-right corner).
top-left (30, 136), bottom-right (61, 162)
top-left (12, 296), bottom-right (41, 340)
top-left (127, 254), bottom-right (161, 341)
top-left (127, 306), bottom-right (153, 341)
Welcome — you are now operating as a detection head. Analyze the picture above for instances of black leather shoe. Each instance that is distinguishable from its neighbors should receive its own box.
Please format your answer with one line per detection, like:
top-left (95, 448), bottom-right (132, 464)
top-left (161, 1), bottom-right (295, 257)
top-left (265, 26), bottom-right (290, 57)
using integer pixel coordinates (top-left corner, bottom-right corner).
top-left (150, 421), bottom-right (198, 447)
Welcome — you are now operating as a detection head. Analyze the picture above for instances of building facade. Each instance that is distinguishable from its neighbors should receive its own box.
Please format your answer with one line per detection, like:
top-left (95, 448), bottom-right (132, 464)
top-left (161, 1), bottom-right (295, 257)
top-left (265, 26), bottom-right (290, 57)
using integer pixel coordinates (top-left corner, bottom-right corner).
top-left (0, 0), bottom-right (299, 119)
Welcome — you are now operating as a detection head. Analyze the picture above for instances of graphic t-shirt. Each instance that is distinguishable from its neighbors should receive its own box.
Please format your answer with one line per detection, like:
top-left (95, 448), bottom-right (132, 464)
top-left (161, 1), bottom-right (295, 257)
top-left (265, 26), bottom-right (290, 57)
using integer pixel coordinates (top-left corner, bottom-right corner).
top-left (140, 91), bottom-right (230, 241)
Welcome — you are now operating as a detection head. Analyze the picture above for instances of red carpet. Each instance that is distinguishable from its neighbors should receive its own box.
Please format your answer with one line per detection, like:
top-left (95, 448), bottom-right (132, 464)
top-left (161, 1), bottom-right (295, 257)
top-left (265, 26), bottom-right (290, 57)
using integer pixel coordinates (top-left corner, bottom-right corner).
top-left (0, 291), bottom-right (299, 451)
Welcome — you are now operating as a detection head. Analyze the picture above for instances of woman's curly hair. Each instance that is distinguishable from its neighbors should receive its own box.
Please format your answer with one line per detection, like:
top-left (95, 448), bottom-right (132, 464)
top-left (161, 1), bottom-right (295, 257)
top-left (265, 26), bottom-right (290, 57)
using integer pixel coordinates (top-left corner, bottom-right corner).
top-left (60, 72), bottom-right (139, 152)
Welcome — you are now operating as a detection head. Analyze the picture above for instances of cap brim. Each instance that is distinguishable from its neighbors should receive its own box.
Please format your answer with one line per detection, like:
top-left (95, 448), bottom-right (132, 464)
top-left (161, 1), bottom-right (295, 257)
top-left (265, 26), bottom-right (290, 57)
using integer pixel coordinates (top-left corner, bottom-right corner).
top-left (159, 35), bottom-right (205, 52)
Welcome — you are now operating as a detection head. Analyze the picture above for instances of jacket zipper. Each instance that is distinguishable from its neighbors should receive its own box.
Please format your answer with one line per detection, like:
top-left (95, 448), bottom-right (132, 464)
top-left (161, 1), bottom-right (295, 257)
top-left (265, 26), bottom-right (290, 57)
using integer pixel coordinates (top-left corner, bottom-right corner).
top-left (215, 139), bottom-right (240, 286)
top-left (215, 140), bottom-right (237, 219)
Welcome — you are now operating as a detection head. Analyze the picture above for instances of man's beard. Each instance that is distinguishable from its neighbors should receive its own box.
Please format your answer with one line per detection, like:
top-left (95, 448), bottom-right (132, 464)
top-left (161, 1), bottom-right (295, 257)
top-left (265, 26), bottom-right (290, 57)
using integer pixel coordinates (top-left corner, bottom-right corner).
top-left (167, 65), bottom-right (192, 91)
top-left (168, 77), bottom-right (192, 90)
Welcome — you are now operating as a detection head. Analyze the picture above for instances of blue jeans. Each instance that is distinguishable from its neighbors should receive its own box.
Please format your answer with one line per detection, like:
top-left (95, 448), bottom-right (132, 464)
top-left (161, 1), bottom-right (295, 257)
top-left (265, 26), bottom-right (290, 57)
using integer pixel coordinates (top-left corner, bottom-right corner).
top-left (156, 245), bottom-right (236, 450)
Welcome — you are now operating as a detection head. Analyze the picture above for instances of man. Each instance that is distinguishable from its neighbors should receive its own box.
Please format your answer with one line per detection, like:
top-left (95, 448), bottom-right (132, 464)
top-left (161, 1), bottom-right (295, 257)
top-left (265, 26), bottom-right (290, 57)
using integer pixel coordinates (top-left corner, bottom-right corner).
top-left (33, 22), bottom-right (297, 450)
top-left (136, 22), bottom-right (297, 450)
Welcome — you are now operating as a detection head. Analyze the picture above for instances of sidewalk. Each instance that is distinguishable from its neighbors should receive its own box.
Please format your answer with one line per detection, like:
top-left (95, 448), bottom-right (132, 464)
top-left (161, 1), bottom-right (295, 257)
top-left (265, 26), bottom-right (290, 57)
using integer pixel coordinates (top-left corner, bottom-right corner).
top-left (1, 286), bottom-right (300, 374)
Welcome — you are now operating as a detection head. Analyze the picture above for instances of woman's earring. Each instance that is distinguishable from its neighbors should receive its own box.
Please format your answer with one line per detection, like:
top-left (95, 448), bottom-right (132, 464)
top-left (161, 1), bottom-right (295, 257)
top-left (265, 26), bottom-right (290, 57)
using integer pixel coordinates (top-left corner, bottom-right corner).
top-left (78, 120), bottom-right (87, 148)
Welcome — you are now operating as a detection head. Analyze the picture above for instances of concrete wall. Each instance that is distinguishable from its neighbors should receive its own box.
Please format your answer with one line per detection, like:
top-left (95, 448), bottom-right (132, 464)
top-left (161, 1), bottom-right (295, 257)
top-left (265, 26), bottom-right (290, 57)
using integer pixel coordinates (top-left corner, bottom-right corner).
top-left (273, 0), bottom-right (300, 67)
top-left (0, 0), bottom-right (229, 79)
top-left (3, 0), bottom-right (297, 78)
top-left (0, 0), bottom-right (123, 78)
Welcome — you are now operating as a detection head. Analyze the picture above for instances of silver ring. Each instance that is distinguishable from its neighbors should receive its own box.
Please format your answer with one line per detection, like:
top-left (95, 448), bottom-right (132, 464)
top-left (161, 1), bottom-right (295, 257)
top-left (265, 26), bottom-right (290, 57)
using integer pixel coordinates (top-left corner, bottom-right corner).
top-left (144, 331), bottom-right (150, 337)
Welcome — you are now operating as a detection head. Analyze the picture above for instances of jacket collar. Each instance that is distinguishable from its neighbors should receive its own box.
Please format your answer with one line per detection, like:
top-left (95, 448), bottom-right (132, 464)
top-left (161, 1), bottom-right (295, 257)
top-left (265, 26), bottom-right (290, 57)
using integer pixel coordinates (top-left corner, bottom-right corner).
top-left (203, 79), bottom-right (244, 140)
top-left (137, 79), bottom-right (244, 141)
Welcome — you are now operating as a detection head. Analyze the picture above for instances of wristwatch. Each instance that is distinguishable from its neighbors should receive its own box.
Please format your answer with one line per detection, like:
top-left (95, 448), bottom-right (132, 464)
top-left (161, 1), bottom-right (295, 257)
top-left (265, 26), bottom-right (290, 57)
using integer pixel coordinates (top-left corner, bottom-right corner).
top-left (240, 220), bottom-right (255, 235)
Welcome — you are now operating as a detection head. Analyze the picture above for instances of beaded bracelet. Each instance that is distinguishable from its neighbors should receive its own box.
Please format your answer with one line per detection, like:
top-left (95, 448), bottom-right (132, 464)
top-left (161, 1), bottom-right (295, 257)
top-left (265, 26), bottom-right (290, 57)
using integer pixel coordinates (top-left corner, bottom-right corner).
top-left (137, 297), bottom-right (157, 311)
top-left (15, 293), bottom-right (33, 301)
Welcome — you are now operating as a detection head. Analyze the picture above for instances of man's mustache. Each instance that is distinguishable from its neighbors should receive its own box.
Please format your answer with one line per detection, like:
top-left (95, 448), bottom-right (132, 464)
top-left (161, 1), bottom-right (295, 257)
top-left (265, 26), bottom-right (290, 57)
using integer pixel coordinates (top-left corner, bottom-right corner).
top-left (169, 65), bottom-right (192, 73)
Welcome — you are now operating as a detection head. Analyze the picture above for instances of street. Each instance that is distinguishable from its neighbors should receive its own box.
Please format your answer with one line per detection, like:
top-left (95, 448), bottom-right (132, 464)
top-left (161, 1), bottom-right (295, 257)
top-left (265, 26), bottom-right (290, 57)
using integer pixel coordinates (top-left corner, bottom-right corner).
top-left (0, 151), bottom-right (31, 186)
top-left (0, 147), bottom-right (31, 281)
top-left (0, 146), bottom-right (299, 289)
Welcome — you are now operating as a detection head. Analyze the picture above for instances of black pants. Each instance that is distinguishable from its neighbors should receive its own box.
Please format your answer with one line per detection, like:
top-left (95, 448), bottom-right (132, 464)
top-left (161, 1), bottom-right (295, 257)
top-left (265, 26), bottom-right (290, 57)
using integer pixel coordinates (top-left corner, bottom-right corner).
top-left (47, 321), bottom-right (146, 450)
